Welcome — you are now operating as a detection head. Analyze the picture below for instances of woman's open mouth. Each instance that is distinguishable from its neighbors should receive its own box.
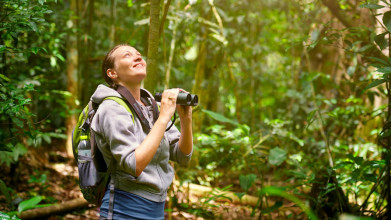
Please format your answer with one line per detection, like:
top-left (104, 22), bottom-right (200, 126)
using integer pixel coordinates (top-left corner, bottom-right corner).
top-left (133, 63), bottom-right (144, 68)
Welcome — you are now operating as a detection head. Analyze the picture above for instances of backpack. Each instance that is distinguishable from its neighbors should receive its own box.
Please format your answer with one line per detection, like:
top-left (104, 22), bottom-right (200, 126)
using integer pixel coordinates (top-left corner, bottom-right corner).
top-left (72, 96), bottom-right (134, 206)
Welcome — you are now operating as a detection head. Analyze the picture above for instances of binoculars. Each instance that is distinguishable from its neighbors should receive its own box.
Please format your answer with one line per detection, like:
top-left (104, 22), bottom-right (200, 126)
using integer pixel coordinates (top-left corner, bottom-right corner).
top-left (154, 92), bottom-right (198, 106)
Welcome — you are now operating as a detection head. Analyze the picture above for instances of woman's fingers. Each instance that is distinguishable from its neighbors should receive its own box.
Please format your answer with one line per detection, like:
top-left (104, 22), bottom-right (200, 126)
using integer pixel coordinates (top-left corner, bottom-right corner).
top-left (178, 88), bottom-right (188, 93)
top-left (163, 89), bottom-right (179, 102)
top-left (159, 89), bottom-right (180, 121)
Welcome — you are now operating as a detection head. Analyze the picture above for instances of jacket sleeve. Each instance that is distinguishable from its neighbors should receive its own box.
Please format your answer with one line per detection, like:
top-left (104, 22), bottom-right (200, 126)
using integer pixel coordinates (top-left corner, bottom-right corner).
top-left (166, 123), bottom-right (192, 167)
top-left (91, 100), bottom-right (138, 177)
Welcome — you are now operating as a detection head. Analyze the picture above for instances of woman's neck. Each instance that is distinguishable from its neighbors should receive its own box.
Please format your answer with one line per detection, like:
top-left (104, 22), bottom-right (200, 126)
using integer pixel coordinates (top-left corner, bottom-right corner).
top-left (118, 83), bottom-right (141, 103)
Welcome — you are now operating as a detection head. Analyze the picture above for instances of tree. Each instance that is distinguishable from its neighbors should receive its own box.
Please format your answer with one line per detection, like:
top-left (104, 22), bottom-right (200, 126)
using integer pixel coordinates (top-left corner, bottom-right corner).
top-left (145, 0), bottom-right (161, 91)
top-left (65, 0), bottom-right (79, 157)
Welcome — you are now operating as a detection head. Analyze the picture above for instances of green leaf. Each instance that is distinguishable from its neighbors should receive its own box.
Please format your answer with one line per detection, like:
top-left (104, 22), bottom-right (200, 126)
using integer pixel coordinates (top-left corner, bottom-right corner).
top-left (380, 129), bottom-right (391, 138)
top-left (47, 132), bottom-right (67, 139)
top-left (18, 196), bottom-right (42, 213)
top-left (363, 79), bottom-right (386, 91)
top-left (234, 192), bottom-right (246, 200)
top-left (134, 18), bottom-right (149, 26)
top-left (55, 53), bottom-right (65, 62)
top-left (12, 143), bottom-right (27, 162)
top-left (0, 74), bottom-right (10, 82)
top-left (262, 201), bottom-right (283, 214)
top-left (335, 161), bottom-right (354, 169)
top-left (306, 109), bottom-right (317, 128)
top-left (184, 45), bottom-right (198, 61)
top-left (359, 3), bottom-right (385, 9)
top-left (376, 67), bottom-right (391, 74)
top-left (353, 156), bottom-right (363, 165)
top-left (383, 11), bottom-right (391, 32)
top-left (268, 147), bottom-right (287, 166)
top-left (239, 174), bottom-right (257, 192)
top-left (127, 0), bottom-right (133, 7)
top-left (198, 17), bottom-right (220, 29)
top-left (42, 134), bottom-right (51, 144)
top-left (209, 33), bottom-right (228, 46)
top-left (369, 160), bottom-right (386, 168)
top-left (31, 47), bottom-right (42, 55)
top-left (374, 32), bottom-right (388, 50)
top-left (28, 22), bottom-right (38, 33)
top-left (368, 56), bottom-right (388, 65)
top-left (0, 180), bottom-right (11, 206)
top-left (358, 44), bottom-right (373, 52)
top-left (12, 118), bottom-right (24, 128)
top-left (202, 109), bottom-right (240, 126)
top-left (259, 187), bottom-right (318, 220)
top-left (363, 174), bottom-right (377, 182)
top-left (0, 45), bottom-right (6, 53)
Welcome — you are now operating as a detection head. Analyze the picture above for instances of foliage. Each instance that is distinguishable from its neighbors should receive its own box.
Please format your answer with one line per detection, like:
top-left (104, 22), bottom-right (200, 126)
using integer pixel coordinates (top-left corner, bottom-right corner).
top-left (259, 186), bottom-right (318, 220)
top-left (192, 114), bottom-right (265, 187)
top-left (174, 184), bottom-right (233, 219)
top-left (0, 211), bottom-right (20, 220)
top-left (0, 0), bottom-right (68, 166)
top-left (0, 179), bottom-right (12, 208)
top-left (17, 196), bottom-right (43, 213)
top-left (1, 0), bottom-right (391, 218)
top-left (0, 170), bottom-right (53, 218)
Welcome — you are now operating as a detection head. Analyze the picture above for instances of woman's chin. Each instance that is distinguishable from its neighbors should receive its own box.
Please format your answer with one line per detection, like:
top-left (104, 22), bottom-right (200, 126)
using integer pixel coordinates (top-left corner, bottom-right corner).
top-left (132, 74), bottom-right (146, 83)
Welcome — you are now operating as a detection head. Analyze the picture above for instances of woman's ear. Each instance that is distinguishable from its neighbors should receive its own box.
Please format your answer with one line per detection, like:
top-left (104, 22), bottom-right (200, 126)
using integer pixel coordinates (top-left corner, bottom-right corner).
top-left (107, 68), bottom-right (118, 80)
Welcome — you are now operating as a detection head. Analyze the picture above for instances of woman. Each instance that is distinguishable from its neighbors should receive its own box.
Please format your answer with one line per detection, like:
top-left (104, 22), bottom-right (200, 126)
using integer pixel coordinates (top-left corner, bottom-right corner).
top-left (90, 44), bottom-right (193, 219)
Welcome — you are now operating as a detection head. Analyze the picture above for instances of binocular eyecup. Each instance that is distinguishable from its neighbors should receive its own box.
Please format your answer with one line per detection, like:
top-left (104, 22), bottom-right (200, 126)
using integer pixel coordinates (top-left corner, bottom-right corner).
top-left (154, 92), bottom-right (198, 106)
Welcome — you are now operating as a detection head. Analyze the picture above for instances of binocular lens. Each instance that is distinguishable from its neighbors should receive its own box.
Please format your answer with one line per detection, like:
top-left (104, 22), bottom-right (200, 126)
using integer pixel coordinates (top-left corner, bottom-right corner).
top-left (190, 94), bottom-right (198, 106)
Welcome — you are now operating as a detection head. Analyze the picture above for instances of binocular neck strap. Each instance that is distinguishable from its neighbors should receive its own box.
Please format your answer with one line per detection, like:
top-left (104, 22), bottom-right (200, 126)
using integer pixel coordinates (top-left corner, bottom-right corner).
top-left (116, 85), bottom-right (151, 132)
top-left (140, 89), bottom-right (160, 122)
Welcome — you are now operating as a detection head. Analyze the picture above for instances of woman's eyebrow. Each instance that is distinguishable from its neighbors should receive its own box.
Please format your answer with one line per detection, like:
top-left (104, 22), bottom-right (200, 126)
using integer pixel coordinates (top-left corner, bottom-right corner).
top-left (122, 50), bottom-right (134, 56)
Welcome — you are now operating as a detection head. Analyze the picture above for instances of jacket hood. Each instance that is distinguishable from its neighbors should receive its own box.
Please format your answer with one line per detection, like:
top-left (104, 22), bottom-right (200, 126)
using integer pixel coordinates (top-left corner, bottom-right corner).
top-left (91, 84), bottom-right (155, 104)
top-left (91, 84), bottom-right (122, 103)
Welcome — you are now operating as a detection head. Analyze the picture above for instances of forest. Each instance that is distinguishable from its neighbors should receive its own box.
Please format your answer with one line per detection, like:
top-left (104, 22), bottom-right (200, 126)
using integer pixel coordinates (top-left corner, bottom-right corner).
top-left (0, 0), bottom-right (390, 219)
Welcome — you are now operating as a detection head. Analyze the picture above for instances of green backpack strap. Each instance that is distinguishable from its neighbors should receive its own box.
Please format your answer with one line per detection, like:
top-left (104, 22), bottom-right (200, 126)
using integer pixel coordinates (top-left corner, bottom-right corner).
top-left (103, 97), bottom-right (135, 124)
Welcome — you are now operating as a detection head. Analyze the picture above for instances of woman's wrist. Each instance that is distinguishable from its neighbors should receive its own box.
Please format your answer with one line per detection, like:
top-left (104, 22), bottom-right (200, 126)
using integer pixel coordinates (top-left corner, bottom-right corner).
top-left (157, 115), bottom-right (171, 125)
top-left (179, 113), bottom-right (192, 123)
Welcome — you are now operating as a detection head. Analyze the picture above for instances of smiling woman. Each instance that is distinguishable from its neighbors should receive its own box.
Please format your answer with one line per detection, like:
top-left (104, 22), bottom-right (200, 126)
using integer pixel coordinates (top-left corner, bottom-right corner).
top-left (103, 45), bottom-right (147, 87)
top-left (89, 44), bottom-right (194, 219)
top-left (101, 44), bottom-right (145, 88)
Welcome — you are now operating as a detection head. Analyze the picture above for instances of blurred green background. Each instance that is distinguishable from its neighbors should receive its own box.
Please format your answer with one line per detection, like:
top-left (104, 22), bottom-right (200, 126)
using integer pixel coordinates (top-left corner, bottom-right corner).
top-left (1, 0), bottom-right (390, 219)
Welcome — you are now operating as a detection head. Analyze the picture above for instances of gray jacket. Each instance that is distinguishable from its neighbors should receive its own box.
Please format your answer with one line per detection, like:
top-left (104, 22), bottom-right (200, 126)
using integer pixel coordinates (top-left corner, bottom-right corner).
top-left (90, 84), bottom-right (192, 202)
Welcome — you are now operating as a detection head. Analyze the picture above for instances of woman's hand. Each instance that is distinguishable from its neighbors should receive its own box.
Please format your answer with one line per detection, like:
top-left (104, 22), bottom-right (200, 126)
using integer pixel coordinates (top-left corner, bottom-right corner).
top-left (158, 89), bottom-right (179, 124)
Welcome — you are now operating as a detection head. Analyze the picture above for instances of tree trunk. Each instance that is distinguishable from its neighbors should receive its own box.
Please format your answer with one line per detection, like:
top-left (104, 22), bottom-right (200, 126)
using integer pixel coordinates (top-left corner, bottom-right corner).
top-left (174, 181), bottom-right (260, 207)
top-left (81, 0), bottom-right (94, 104)
top-left (192, 37), bottom-right (207, 133)
top-left (227, 56), bottom-right (241, 123)
top-left (17, 198), bottom-right (89, 219)
top-left (65, 0), bottom-right (79, 158)
top-left (110, 0), bottom-right (116, 48)
top-left (164, 23), bottom-right (177, 89)
top-left (145, 0), bottom-right (161, 92)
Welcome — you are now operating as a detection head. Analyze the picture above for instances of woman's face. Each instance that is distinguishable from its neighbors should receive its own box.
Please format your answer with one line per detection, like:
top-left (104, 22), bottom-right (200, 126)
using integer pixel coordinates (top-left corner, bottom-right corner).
top-left (110, 46), bottom-right (147, 85)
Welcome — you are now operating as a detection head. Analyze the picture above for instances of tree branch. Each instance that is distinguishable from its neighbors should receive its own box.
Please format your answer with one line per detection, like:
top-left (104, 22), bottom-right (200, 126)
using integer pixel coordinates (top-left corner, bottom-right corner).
top-left (18, 198), bottom-right (89, 219)
top-left (321, 0), bottom-right (388, 61)
top-left (321, 0), bottom-right (354, 28)
top-left (159, 0), bottom-right (172, 38)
